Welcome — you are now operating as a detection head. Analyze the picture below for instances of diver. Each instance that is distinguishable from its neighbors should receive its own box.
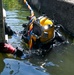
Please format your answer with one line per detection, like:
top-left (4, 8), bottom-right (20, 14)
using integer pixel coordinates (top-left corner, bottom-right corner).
top-left (20, 0), bottom-right (66, 56)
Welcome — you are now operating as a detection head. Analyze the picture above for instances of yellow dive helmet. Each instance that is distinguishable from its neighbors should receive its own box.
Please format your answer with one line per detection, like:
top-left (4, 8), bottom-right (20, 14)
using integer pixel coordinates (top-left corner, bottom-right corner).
top-left (28, 16), bottom-right (54, 49)
top-left (38, 16), bottom-right (54, 43)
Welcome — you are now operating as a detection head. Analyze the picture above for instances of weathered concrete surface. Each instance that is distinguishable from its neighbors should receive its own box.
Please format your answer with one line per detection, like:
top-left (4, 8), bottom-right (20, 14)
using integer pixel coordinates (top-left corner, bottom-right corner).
top-left (27, 0), bottom-right (74, 37)
top-left (0, 0), bottom-right (5, 43)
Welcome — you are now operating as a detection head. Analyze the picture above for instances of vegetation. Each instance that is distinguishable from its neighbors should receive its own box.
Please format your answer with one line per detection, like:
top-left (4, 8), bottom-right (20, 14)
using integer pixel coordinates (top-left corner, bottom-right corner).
top-left (3, 0), bottom-right (22, 10)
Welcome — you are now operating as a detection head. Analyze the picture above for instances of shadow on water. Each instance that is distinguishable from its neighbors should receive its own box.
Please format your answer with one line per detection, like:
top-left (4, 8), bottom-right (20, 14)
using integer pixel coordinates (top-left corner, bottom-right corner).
top-left (1, 58), bottom-right (49, 75)
top-left (1, 0), bottom-right (74, 75)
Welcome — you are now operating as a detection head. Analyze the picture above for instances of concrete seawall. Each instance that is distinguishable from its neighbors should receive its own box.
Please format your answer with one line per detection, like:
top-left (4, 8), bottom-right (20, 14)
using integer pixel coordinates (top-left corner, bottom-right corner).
top-left (27, 0), bottom-right (74, 37)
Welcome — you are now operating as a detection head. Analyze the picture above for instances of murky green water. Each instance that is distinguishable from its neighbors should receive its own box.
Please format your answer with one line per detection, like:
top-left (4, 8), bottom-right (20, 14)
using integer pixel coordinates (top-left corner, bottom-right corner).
top-left (0, 0), bottom-right (74, 75)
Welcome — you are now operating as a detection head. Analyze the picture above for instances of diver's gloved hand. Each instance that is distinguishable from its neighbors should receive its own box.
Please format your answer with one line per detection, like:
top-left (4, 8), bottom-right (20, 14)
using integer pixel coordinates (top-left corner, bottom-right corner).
top-left (22, 23), bottom-right (27, 28)
top-left (14, 47), bottom-right (24, 57)
top-left (14, 47), bottom-right (32, 59)
top-left (26, 16), bottom-right (31, 20)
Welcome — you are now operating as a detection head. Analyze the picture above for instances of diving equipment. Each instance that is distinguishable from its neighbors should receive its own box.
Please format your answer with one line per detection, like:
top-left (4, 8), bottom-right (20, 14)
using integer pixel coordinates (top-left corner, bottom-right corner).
top-left (21, 0), bottom-right (65, 55)
top-left (21, 15), bottom-right (64, 51)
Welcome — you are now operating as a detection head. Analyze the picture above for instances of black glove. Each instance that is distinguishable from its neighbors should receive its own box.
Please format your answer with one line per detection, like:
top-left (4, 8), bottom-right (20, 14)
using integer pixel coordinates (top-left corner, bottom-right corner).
top-left (14, 47), bottom-right (24, 57)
